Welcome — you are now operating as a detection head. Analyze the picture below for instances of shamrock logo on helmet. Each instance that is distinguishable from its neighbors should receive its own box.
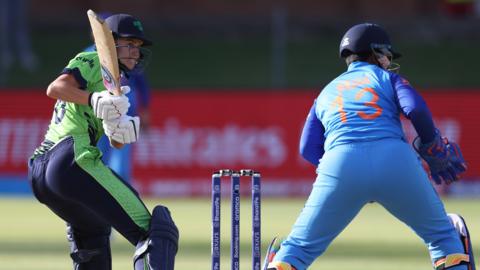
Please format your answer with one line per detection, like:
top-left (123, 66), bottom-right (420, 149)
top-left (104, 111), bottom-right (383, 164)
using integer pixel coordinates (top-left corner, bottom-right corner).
top-left (133, 20), bottom-right (143, 32)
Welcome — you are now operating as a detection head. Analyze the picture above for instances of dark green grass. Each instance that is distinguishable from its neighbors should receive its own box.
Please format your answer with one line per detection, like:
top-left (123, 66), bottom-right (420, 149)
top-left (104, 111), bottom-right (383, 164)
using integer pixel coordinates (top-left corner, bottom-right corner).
top-left (4, 32), bottom-right (480, 89)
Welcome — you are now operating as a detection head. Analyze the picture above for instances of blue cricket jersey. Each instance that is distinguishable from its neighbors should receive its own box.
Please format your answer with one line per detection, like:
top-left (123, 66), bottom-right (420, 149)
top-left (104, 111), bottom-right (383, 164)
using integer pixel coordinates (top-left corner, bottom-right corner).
top-left (300, 61), bottom-right (436, 165)
top-left (279, 61), bottom-right (465, 270)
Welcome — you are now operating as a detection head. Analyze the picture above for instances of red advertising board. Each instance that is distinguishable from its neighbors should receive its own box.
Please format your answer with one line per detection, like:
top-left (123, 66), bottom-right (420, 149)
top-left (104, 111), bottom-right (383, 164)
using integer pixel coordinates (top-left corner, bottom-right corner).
top-left (0, 89), bottom-right (479, 196)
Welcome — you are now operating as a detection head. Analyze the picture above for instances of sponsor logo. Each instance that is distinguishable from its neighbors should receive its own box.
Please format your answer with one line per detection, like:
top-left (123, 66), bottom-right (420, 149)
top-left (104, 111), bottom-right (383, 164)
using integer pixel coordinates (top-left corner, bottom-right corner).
top-left (134, 118), bottom-right (287, 168)
top-left (341, 37), bottom-right (350, 47)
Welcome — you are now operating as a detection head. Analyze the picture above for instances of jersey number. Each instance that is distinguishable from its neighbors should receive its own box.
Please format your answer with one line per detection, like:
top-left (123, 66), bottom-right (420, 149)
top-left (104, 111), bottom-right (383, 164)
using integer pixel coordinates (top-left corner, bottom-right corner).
top-left (54, 100), bottom-right (67, 124)
top-left (333, 83), bottom-right (383, 123)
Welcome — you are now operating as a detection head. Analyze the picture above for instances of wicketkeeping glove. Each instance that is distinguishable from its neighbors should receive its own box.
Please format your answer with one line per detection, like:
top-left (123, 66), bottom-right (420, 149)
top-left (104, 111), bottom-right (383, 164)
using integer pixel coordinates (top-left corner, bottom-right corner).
top-left (89, 86), bottom-right (131, 121)
top-left (413, 132), bottom-right (467, 185)
top-left (103, 115), bottom-right (140, 145)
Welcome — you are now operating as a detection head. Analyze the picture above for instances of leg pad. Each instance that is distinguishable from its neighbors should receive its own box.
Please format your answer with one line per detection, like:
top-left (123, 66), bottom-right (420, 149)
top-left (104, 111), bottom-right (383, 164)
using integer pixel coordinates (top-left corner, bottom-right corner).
top-left (67, 224), bottom-right (111, 270)
top-left (133, 205), bottom-right (179, 270)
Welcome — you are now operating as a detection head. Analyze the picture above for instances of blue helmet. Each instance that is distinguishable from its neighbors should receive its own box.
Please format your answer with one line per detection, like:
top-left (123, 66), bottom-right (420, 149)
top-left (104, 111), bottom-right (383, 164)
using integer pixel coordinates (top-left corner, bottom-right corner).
top-left (105, 14), bottom-right (152, 46)
top-left (339, 23), bottom-right (401, 59)
top-left (104, 14), bottom-right (153, 73)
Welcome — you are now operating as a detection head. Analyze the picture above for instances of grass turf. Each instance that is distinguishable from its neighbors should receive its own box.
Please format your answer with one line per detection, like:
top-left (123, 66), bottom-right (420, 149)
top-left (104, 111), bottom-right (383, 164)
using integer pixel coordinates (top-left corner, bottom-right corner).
top-left (0, 197), bottom-right (478, 269)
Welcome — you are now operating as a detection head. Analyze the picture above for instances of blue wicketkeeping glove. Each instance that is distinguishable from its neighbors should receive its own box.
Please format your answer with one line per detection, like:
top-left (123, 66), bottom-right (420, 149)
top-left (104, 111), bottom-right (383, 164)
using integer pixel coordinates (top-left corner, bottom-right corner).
top-left (413, 133), bottom-right (467, 185)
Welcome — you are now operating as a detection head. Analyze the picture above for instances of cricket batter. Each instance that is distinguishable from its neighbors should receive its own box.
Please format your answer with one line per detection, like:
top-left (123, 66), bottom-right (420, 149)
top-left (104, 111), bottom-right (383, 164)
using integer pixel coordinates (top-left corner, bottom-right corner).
top-left (27, 14), bottom-right (178, 270)
top-left (264, 23), bottom-right (475, 270)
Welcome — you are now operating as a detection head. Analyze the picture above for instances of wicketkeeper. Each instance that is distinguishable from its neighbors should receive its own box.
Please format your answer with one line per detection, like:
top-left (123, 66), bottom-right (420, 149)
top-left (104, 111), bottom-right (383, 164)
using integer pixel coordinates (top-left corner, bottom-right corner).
top-left (263, 23), bottom-right (475, 270)
top-left (27, 13), bottom-right (178, 270)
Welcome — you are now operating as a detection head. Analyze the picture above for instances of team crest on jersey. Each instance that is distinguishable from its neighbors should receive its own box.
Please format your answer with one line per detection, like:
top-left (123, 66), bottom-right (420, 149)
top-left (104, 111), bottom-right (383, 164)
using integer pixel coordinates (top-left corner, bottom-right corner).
top-left (341, 37), bottom-right (350, 47)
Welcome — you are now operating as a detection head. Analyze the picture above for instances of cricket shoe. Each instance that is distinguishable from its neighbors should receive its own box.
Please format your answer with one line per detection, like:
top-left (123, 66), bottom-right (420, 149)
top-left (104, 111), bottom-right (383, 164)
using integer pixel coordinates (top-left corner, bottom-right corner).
top-left (434, 214), bottom-right (476, 270)
top-left (447, 213), bottom-right (476, 270)
top-left (262, 237), bottom-right (297, 270)
top-left (265, 261), bottom-right (297, 270)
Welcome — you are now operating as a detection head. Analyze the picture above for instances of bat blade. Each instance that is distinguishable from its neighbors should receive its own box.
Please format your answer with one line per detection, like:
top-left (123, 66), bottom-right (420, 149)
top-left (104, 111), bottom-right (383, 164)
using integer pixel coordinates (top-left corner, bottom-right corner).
top-left (87, 9), bottom-right (121, 96)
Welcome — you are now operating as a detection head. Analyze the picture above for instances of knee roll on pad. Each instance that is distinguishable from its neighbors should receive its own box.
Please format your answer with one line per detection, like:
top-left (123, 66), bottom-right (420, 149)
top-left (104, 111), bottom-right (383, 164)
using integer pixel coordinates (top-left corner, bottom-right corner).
top-left (434, 214), bottom-right (476, 270)
top-left (134, 205), bottom-right (179, 270)
top-left (67, 225), bottom-right (112, 270)
top-left (150, 205), bottom-right (179, 249)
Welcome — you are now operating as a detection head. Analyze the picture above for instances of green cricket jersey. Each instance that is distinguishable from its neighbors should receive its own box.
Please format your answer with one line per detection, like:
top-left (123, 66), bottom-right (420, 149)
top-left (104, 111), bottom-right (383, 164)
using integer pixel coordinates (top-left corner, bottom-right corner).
top-left (31, 52), bottom-right (151, 231)
top-left (32, 51), bottom-right (106, 159)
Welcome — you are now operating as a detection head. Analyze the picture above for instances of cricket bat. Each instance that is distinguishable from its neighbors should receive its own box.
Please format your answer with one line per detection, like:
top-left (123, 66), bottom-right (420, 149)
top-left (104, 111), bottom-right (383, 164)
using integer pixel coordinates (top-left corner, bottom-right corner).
top-left (88, 10), bottom-right (124, 149)
top-left (87, 9), bottom-right (122, 96)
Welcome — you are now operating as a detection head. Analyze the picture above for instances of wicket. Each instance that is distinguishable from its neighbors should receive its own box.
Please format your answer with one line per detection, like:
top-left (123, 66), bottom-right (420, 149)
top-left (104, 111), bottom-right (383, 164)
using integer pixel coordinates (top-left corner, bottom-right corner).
top-left (211, 169), bottom-right (261, 270)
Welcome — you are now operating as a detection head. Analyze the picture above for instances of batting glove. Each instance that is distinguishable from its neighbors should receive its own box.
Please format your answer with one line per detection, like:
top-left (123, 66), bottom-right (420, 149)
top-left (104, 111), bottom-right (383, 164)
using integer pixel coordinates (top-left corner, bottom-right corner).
top-left (103, 115), bottom-right (140, 145)
top-left (119, 85), bottom-right (131, 95)
top-left (89, 86), bottom-right (130, 121)
top-left (413, 132), bottom-right (467, 185)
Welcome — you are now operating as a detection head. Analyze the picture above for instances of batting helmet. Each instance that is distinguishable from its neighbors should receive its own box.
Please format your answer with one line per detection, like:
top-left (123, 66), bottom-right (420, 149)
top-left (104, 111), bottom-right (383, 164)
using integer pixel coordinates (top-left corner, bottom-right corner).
top-left (339, 23), bottom-right (400, 59)
top-left (105, 14), bottom-right (152, 46)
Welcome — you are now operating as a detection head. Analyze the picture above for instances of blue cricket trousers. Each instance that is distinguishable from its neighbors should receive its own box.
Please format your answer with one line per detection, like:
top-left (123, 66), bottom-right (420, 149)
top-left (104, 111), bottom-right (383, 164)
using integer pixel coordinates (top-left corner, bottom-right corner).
top-left (27, 136), bottom-right (150, 245)
top-left (274, 138), bottom-right (466, 270)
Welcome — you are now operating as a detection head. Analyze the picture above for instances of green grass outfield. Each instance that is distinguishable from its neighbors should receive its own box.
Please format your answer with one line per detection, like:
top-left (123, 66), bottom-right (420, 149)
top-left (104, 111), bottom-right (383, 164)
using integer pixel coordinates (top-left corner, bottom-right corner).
top-left (1, 197), bottom-right (478, 270)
